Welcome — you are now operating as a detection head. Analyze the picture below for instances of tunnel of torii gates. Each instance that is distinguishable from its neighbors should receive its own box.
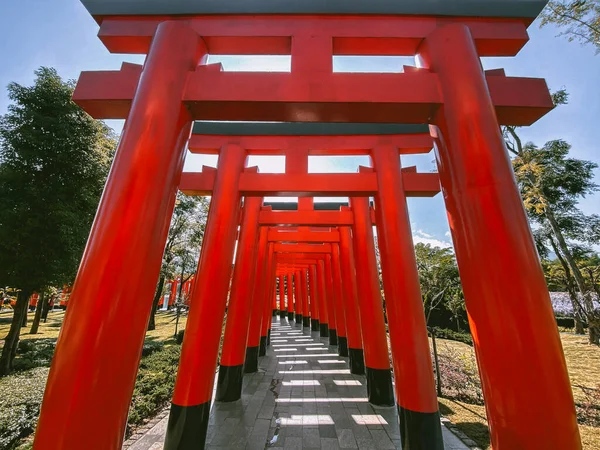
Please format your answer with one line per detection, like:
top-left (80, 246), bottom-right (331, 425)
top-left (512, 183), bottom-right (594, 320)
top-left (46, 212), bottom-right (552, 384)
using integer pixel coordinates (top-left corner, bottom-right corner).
top-left (32, 0), bottom-right (581, 449)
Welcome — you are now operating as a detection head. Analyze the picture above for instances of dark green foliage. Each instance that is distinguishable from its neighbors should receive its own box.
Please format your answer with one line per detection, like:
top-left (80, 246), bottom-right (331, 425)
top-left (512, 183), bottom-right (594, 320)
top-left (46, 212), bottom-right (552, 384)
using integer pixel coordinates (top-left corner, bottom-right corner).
top-left (175, 330), bottom-right (185, 345)
top-left (0, 67), bottom-right (117, 375)
top-left (0, 368), bottom-right (48, 450)
top-left (126, 345), bottom-right (181, 434)
top-left (414, 243), bottom-right (467, 331)
top-left (430, 327), bottom-right (473, 346)
top-left (12, 339), bottom-right (56, 372)
top-left (0, 67), bottom-right (116, 291)
top-left (0, 340), bottom-right (180, 447)
top-left (141, 340), bottom-right (165, 357)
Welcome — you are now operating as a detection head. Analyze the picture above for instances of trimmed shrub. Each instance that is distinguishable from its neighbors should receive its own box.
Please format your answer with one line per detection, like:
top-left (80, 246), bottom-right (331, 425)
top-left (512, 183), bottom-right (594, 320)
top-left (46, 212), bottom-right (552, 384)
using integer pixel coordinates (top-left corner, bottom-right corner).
top-left (126, 345), bottom-right (181, 435)
top-left (141, 340), bottom-right (164, 357)
top-left (430, 327), bottom-right (473, 346)
top-left (13, 339), bottom-right (56, 372)
top-left (0, 368), bottom-right (49, 449)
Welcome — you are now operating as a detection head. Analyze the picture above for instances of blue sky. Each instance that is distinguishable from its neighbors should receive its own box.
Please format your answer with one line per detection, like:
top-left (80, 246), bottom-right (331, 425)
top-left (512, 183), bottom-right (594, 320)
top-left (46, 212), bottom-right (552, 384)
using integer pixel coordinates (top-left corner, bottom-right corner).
top-left (1, 0), bottom-right (599, 249)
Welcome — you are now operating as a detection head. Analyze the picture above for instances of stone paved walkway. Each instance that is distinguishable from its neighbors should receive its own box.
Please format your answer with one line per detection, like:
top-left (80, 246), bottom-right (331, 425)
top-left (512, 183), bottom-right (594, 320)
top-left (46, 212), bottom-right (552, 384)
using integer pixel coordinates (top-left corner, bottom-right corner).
top-left (127, 316), bottom-right (470, 449)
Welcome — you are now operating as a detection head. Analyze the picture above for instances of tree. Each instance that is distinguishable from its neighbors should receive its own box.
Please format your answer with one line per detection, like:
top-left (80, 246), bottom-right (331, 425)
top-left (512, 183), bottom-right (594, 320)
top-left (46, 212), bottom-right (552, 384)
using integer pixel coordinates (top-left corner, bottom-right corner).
top-left (147, 193), bottom-right (209, 331)
top-left (504, 92), bottom-right (600, 344)
top-left (540, 1), bottom-right (600, 53)
top-left (414, 243), bottom-right (465, 328)
top-left (0, 67), bottom-right (116, 375)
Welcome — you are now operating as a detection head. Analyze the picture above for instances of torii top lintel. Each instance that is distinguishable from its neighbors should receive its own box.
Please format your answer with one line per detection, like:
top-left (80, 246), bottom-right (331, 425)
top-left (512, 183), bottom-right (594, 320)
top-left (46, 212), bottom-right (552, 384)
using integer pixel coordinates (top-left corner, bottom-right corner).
top-left (189, 122), bottom-right (433, 156)
top-left (80, 1), bottom-right (548, 21)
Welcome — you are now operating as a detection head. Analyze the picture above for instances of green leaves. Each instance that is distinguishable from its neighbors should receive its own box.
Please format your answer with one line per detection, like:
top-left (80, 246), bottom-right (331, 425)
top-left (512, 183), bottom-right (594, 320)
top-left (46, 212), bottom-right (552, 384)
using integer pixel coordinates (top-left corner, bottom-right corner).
top-left (541, 1), bottom-right (600, 53)
top-left (414, 243), bottom-right (465, 327)
top-left (0, 67), bottom-right (117, 291)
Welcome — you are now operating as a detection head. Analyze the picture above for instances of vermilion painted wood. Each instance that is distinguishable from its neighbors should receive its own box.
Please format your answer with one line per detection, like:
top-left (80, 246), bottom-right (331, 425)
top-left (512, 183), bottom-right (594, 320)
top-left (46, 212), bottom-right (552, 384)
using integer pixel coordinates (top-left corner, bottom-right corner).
top-left (286, 272), bottom-right (294, 315)
top-left (350, 196), bottom-right (390, 371)
top-left (372, 147), bottom-right (438, 413)
top-left (277, 274), bottom-right (285, 311)
top-left (268, 230), bottom-right (340, 243)
top-left (179, 171), bottom-right (440, 198)
top-left (274, 243), bottom-right (332, 253)
top-left (301, 269), bottom-right (309, 322)
top-left (96, 15), bottom-right (530, 57)
top-left (308, 265), bottom-right (320, 322)
top-left (338, 224), bottom-right (364, 352)
top-left (172, 144), bottom-right (246, 407)
top-left (418, 24), bottom-right (580, 449)
top-left (74, 67), bottom-right (552, 126)
top-left (220, 195), bottom-right (262, 367)
top-left (371, 145), bottom-right (443, 446)
top-left (331, 244), bottom-right (347, 339)
top-left (256, 229), bottom-right (272, 347)
top-left (188, 134), bottom-right (433, 155)
top-left (324, 255), bottom-right (337, 332)
top-left (247, 229), bottom-right (270, 352)
top-left (316, 260), bottom-right (330, 327)
top-left (33, 21), bottom-right (205, 450)
top-left (294, 271), bottom-right (303, 317)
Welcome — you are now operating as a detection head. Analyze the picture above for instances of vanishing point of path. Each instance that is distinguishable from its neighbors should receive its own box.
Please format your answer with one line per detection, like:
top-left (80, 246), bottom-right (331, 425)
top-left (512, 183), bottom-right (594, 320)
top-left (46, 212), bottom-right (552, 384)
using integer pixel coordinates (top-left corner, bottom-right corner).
top-left (127, 316), bottom-right (470, 449)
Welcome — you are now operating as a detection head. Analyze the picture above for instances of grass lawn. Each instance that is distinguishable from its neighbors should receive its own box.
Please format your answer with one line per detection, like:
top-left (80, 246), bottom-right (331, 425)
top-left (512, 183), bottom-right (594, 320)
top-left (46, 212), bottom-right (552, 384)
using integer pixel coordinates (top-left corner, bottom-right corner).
top-left (433, 333), bottom-right (600, 449)
top-left (0, 308), bottom-right (187, 344)
top-left (0, 308), bottom-right (187, 450)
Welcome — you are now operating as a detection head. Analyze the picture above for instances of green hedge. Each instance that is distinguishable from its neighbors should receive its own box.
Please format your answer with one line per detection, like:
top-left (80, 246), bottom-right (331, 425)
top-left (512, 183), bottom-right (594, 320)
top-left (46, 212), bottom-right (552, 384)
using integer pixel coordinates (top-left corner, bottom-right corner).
top-left (1, 340), bottom-right (181, 447)
top-left (430, 327), bottom-right (473, 346)
top-left (13, 340), bottom-right (56, 372)
top-left (126, 344), bottom-right (181, 433)
top-left (0, 368), bottom-right (48, 450)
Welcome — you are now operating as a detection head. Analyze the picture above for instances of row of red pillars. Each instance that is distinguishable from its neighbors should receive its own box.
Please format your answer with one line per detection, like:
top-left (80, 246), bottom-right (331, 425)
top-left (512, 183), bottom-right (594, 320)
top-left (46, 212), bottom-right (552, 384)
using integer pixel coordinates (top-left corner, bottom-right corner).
top-left (32, 17), bottom-right (581, 450)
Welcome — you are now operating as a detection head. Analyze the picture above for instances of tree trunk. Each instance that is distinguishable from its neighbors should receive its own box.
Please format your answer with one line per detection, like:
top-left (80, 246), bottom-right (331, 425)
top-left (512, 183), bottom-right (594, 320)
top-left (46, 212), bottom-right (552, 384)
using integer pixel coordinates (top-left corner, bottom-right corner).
top-left (30, 291), bottom-right (45, 334)
top-left (0, 289), bottom-right (31, 376)
top-left (148, 276), bottom-right (165, 331)
top-left (21, 303), bottom-right (27, 327)
top-left (41, 295), bottom-right (50, 322)
top-left (546, 208), bottom-right (600, 344)
top-left (550, 236), bottom-right (585, 334)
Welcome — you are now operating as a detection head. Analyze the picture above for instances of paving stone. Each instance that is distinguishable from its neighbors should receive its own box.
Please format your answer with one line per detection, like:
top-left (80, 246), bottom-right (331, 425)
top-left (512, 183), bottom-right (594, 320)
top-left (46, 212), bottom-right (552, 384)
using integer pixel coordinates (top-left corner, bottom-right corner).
top-left (125, 316), bottom-right (470, 450)
top-left (337, 429), bottom-right (358, 449)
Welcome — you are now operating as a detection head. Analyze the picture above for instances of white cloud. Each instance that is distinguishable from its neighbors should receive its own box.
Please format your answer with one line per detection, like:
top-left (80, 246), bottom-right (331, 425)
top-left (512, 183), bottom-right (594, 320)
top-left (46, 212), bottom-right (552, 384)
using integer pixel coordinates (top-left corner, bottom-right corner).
top-left (412, 230), bottom-right (453, 249)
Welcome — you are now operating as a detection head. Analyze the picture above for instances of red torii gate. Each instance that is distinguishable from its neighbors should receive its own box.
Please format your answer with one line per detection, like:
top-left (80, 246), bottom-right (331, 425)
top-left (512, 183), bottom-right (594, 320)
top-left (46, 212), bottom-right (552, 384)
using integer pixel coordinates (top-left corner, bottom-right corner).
top-left (34, 2), bottom-right (580, 450)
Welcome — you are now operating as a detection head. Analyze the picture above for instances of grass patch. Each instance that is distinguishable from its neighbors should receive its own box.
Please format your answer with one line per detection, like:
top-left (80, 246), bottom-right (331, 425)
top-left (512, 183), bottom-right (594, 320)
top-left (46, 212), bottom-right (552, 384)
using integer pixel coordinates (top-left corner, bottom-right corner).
top-left (126, 344), bottom-right (181, 435)
top-left (0, 309), bottom-right (188, 447)
top-left (432, 332), bottom-right (600, 449)
top-left (0, 368), bottom-right (48, 450)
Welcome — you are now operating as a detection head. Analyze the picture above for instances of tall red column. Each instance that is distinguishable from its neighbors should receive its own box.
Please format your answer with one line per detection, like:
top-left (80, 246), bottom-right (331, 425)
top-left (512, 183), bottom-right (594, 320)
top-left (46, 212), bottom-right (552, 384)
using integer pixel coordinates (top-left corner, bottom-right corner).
top-left (259, 236), bottom-right (274, 355)
top-left (164, 144), bottom-right (246, 449)
top-left (418, 24), bottom-right (580, 450)
top-left (309, 264), bottom-right (320, 331)
top-left (34, 22), bottom-right (205, 450)
top-left (339, 225), bottom-right (365, 375)
top-left (331, 244), bottom-right (348, 357)
top-left (301, 269), bottom-right (311, 328)
top-left (316, 260), bottom-right (330, 338)
top-left (372, 147), bottom-right (443, 448)
top-left (324, 254), bottom-right (338, 345)
top-left (251, 233), bottom-right (271, 361)
top-left (216, 196), bottom-right (262, 402)
top-left (287, 272), bottom-right (295, 321)
top-left (350, 197), bottom-right (394, 406)
top-left (272, 282), bottom-right (278, 317)
top-left (294, 270), bottom-right (304, 324)
top-left (278, 274), bottom-right (287, 319)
